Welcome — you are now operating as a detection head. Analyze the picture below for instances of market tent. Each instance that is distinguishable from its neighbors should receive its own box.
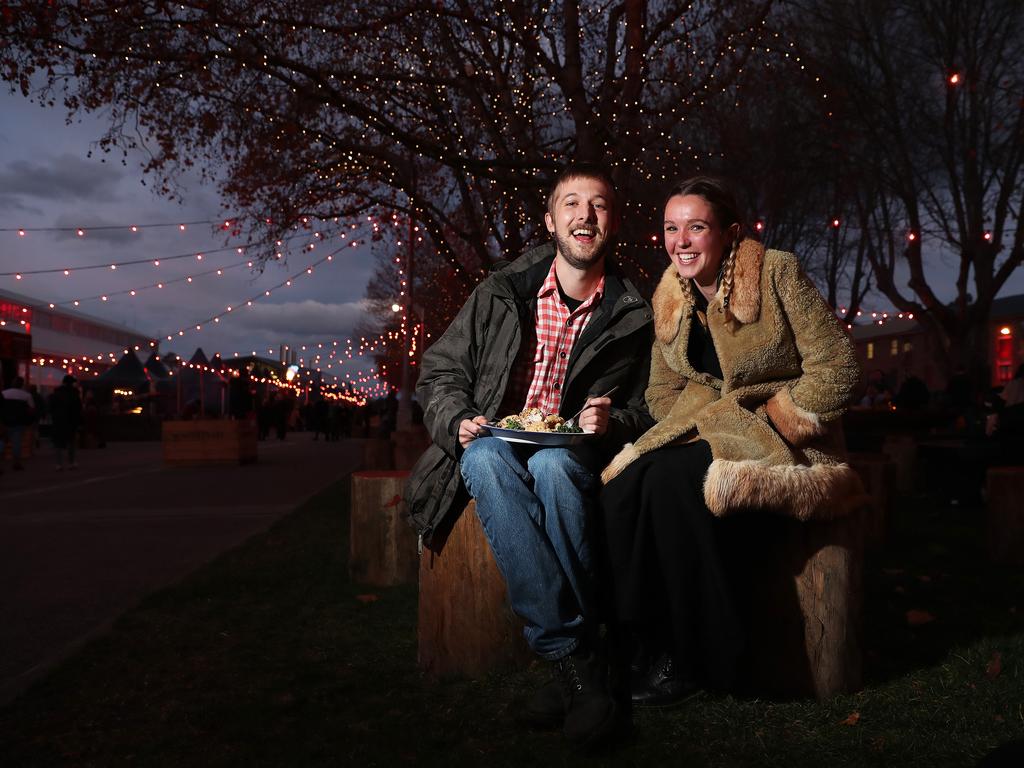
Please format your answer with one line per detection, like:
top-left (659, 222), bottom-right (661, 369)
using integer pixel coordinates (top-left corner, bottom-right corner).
top-left (91, 349), bottom-right (151, 392)
top-left (177, 347), bottom-right (228, 416)
top-left (143, 351), bottom-right (171, 380)
top-left (161, 351), bottom-right (181, 371)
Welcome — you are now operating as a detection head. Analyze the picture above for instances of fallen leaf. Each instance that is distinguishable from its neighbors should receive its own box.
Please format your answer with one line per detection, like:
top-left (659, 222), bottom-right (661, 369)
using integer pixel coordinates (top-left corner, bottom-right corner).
top-left (840, 711), bottom-right (861, 726)
top-left (355, 593), bottom-right (379, 604)
top-left (985, 652), bottom-right (1002, 680)
top-left (906, 609), bottom-right (936, 626)
top-left (917, 574), bottom-right (932, 583)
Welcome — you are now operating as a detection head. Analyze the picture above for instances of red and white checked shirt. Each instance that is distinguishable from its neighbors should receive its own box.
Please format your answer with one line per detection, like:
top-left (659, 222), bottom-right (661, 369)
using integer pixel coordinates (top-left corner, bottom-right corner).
top-left (499, 260), bottom-right (605, 417)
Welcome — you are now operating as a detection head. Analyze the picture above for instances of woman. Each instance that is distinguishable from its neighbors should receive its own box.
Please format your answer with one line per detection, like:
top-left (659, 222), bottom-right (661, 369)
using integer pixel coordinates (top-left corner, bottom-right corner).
top-left (600, 176), bottom-right (863, 706)
top-left (1000, 363), bottom-right (1024, 408)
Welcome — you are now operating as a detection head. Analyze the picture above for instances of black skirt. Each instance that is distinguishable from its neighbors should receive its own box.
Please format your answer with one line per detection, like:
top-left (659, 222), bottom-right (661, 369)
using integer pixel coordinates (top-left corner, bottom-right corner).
top-left (599, 440), bottom-right (743, 691)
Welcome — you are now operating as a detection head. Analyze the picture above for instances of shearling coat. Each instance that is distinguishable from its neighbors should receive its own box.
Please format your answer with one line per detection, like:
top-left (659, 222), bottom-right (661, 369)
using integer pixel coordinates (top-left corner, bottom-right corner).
top-left (602, 239), bottom-right (865, 521)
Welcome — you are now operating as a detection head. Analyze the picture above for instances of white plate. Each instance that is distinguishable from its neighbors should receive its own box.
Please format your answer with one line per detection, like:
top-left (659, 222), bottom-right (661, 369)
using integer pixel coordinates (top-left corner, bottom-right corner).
top-left (481, 424), bottom-right (595, 446)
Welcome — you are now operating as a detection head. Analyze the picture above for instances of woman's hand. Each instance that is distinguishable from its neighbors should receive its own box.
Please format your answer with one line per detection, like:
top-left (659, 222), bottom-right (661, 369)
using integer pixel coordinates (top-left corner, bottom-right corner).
top-left (578, 397), bottom-right (612, 435)
top-left (458, 415), bottom-right (490, 448)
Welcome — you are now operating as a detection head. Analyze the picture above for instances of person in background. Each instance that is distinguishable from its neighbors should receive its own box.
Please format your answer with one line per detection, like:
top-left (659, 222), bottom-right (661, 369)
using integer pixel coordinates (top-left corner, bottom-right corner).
top-left (27, 384), bottom-right (45, 447)
top-left (49, 374), bottom-right (82, 470)
top-left (312, 398), bottom-right (330, 441)
top-left (1000, 363), bottom-right (1024, 409)
top-left (0, 388), bottom-right (5, 475)
top-left (1, 376), bottom-right (36, 471)
top-left (895, 374), bottom-right (930, 411)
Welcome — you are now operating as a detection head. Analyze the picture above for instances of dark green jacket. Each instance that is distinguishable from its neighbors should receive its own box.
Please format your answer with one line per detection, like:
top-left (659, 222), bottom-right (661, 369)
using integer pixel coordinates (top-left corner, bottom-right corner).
top-left (405, 243), bottom-right (655, 548)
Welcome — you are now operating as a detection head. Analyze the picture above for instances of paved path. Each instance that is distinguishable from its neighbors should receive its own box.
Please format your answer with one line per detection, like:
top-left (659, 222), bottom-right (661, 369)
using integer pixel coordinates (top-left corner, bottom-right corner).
top-left (0, 432), bottom-right (365, 704)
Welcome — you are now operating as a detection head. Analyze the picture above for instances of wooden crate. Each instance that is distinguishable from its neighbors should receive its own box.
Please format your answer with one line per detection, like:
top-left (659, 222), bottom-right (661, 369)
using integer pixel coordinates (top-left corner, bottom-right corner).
top-left (162, 420), bottom-right (257, 465)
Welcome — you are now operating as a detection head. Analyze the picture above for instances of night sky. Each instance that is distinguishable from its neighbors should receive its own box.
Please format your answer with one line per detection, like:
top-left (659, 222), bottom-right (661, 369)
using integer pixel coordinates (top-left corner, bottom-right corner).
top-left (0, 89), bottom-right (379, 373)
top-left (3, 86), bottom-right (1022, 371)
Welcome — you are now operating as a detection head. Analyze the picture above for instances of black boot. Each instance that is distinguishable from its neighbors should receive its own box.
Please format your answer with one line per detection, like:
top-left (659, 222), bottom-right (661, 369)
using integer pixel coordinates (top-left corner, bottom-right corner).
top-left (553, 645), bottom-right (618, 749)
top-left (631, 652), bottom-right (701, 708)
top-left (511, 677), bottom-right (565, 730)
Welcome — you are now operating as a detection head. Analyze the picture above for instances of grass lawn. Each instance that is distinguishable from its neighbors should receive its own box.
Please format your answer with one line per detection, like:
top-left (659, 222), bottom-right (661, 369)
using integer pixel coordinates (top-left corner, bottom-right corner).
top-left (1, 478), bottom-right (1022, 767)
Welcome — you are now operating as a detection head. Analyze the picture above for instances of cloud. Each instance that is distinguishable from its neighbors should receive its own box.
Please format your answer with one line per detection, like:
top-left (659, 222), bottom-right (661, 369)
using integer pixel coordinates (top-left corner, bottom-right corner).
top-left (0, 153), bottom-right (124, 204)
top-left (242, 299), bottom-right (371, 337)
top-left (0, 193), bottom-right (44, 216)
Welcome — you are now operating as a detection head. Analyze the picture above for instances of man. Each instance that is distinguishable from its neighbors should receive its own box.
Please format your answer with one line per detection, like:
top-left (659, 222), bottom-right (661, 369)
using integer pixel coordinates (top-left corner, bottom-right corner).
top-left (48, 374), bottom-right (82, 470)
top-left (0, 376), bottom-right (35, 471)
top-left (406, 163), bottom-right (654, 749)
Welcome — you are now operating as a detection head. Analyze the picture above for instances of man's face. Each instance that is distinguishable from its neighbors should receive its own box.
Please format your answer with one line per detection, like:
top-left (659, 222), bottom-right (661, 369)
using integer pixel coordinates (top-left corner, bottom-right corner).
top-left (544, 175), bottom-right (618, 270)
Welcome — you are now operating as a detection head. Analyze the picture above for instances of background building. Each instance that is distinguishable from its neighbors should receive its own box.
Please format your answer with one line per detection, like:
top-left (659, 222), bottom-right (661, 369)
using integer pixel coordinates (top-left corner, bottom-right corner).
top-left (0, 287), bottom-right (156, 390)
top-left (850, 293), bottom-right (1024, 394)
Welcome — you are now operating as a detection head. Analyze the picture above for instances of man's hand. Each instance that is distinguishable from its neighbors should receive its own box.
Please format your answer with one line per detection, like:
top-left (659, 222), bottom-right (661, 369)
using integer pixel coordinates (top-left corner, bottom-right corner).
top-left (458, 415), bottom-right (490, 448)
top-left (577, 397), bottom-right (612, 435)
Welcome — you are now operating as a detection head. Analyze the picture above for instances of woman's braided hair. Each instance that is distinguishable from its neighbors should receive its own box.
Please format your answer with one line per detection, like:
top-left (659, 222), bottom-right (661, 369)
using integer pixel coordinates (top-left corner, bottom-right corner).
top-left (664, 176), bottom-right (744, 321)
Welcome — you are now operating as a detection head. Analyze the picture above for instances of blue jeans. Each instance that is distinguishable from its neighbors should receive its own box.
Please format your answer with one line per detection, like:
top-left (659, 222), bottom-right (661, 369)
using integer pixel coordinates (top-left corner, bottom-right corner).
top-left (460, 437), bottom-right (598, 660)
top-left (1, 424), bottom-right (25, 465)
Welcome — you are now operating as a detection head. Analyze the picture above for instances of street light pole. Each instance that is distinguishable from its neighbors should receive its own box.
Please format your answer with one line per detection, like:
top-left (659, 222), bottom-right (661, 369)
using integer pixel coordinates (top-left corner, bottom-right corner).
top-left (397, 213), bottom-right (416, 431)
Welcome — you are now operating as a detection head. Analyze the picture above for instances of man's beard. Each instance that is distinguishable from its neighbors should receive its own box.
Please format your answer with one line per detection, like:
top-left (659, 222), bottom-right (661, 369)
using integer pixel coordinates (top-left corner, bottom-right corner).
top-left (552, 229), bottom-right (613, 270)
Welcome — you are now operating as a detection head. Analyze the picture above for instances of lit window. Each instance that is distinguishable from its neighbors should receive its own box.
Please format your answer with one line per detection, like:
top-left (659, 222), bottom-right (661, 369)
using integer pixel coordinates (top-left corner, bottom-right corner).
top-left (866, 342), bottom-right (874, 360)
top-left (903, 341), bottom-right (913, 352)
top-left (891, 339), bottom-right (899, 356)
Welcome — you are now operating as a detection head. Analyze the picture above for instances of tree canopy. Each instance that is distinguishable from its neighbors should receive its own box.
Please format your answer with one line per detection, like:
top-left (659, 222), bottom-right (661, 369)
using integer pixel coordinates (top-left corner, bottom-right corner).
top-left (3, 0), bottom-right (1021, 381)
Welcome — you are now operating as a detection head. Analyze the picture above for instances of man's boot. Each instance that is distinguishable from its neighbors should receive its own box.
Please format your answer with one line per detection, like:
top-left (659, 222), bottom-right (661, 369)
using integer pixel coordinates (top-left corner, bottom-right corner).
top-left (553, 645), bottom-right (618, 749)
top-left (511, 676), bottom-right (565, 730)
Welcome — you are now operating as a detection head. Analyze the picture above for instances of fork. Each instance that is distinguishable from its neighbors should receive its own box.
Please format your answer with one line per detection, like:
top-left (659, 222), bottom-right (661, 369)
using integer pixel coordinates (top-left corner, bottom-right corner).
top-left (564, 385), bottom-right (620, 430)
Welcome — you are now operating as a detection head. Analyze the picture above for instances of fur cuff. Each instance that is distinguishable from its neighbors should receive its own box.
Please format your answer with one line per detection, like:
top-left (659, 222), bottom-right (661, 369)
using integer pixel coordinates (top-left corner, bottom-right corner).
top-left (601, 443), bottom-right (638, 484)
top-left (764, 388), bottom-right (825, 447)
top-left (703, 459), bottom-right (865, 521)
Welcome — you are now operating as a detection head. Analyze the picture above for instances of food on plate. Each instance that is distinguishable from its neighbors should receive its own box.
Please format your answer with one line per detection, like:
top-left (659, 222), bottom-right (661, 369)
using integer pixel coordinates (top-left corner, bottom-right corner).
top-left (494, 407), bottom-right (583, 433)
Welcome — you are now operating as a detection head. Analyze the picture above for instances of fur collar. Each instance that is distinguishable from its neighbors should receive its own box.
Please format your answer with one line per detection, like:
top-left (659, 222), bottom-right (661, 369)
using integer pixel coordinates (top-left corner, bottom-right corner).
top-left (652, 238), bottom-right (765, 344)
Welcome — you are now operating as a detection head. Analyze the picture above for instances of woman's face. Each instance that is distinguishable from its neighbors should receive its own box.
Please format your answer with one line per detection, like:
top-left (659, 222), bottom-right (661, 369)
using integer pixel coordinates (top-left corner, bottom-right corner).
top-left (664, 194), bottom-right (736, 287)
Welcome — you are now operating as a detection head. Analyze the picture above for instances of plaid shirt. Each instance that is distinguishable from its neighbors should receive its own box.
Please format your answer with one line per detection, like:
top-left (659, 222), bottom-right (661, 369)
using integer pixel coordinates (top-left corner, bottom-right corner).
top-left (499, 260), bottom-right (605, 416)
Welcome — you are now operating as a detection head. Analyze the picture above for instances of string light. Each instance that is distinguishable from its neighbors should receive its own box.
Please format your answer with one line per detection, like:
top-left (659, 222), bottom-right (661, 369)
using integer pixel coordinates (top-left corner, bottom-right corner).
top-left (0, 229), bottom-right (325, 278)
top-left (0, 218), bottom-right (231, 235)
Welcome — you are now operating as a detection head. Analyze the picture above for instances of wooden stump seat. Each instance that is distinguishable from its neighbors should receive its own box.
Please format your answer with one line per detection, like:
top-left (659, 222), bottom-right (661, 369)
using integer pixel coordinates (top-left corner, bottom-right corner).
top-left (358, 437), bottom-right (394, 471)
top-left (881, 435), bottom-right (917, 495)
top-left (349, 470), bottom-right (418, 586)
top-left (417, 500), bottom-right (531, 680)
top-left (416, 498), bottom-right (862, 699)
top-left (727, 509), bottom-right (864, 700)
top-left (985, 466), bottom-right (1024, 566)
top-left (848, 452), bottom-right (897, 550)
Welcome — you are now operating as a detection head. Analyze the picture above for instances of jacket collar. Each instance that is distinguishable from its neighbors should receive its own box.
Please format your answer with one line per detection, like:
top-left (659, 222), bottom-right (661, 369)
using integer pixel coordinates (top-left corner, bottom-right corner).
top-left (652, 238), bottom-right (764, 344)
top-left (496, 241), bottom-right (642, 319)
